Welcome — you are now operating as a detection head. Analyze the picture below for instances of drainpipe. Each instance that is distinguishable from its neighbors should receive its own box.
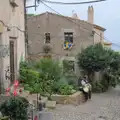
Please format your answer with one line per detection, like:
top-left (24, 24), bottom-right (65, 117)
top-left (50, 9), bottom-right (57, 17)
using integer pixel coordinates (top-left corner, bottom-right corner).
top-left (24, 0), bottom-right (28, 59)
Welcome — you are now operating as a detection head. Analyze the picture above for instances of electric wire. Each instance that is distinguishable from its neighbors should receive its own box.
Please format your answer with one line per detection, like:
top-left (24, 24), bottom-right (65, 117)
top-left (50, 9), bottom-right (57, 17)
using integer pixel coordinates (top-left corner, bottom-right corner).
top-left (41, 0), bottom-right (106, 5)
top-left (40, 1), bottom-right (120, 48)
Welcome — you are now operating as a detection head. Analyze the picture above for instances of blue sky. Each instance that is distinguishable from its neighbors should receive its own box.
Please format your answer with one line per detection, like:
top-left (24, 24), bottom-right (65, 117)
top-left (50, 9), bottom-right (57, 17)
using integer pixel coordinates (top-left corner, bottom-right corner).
top-left (27, 0), bottom-right (120, 50)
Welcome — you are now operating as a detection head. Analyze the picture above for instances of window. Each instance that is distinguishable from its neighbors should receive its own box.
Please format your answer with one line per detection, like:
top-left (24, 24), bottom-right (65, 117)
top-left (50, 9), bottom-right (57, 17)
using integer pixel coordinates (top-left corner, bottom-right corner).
top-left (45, 33), bottom-right (50, 43)
top-left (64, 32), bottom-right (73, 43)
top-left (9, 37), bottom-right (17, 83)
top-left (10, 40), bottom-right (15, 83)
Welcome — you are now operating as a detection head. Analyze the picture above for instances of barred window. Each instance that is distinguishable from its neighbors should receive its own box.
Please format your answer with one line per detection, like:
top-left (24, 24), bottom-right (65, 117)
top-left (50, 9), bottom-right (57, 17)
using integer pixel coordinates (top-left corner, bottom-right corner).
top-left (64, 32), bottom-right (73, 43)
top-left (45, 33), bottom-right (50, 43)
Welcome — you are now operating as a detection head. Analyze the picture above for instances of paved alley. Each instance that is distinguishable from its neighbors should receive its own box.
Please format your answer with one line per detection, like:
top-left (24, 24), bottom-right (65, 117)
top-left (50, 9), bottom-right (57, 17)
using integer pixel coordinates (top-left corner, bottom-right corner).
top-left (51, 87), bottom-right (120, 120)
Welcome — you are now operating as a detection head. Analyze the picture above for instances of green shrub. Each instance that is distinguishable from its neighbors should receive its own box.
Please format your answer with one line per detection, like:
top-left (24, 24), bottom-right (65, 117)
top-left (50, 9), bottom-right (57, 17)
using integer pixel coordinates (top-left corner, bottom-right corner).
top-left (59, 84), bottom-right (74, 95)
top-left (92, 81), bottom-right (103, 93)
top-left (100, 79), bottom-right (109, 92)
top-left (19, 60), bottom-right (36, 83)
top-left (0, 96), bottom-right (29, 120)
top-left (0, 116), bottom-right (9, 120)
top-left (35, 58), bottom-right (62, 81)
top-left (62, 59), bottom-right (78, 89)
top-left (92, 79), bottom-right (110, 93)
top-left (53, 77), bottom-right (68, 93)
top-left (20, 59), bottom-right (62, 98)
top-left (63, 60), bottom-right (75, 75)
top-left (53, 76), bottom-right (77, 95)
top-left (66, 76), bottom-right (78, 89)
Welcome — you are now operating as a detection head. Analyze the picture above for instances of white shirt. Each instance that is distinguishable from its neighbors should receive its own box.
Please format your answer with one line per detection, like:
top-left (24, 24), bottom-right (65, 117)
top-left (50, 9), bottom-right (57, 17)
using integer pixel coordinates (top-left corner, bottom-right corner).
top-left (81, 80), bottom-right (86, 86)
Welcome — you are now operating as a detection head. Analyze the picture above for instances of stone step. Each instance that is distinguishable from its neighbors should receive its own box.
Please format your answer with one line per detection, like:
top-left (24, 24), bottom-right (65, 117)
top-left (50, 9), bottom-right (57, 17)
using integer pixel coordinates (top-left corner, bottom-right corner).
top-left (39, 112), bottom-right (54, 120)
top-left (41, 96), bottom-right (48, 104)
top-left (46, 101), bottom-right (56, 109)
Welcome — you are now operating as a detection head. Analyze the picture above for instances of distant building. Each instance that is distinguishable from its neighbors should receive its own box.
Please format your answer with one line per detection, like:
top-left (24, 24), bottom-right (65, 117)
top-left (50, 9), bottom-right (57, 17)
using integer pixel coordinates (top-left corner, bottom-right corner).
top-left (27, 6), bottom-right (106, 75)
top-left (0, 0), bottom-right (25, 90)
top-left (103, 41), bottom-right (112, 49)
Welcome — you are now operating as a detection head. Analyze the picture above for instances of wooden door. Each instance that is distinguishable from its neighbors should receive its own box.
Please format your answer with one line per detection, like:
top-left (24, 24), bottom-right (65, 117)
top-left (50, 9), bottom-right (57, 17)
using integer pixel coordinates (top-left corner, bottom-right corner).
top-left (10, 40), bottom-right (15, 83)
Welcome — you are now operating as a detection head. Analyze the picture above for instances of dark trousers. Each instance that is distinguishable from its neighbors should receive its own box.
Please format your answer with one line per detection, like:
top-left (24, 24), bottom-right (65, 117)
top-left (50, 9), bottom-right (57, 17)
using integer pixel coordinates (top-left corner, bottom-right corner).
top-left (79, 88), bottom-right (91, 101)
top-left (89, 90), bottom-right (91, 99)
top-left (79, 88), bottom-right (88, 101)
top-left (83, 91), bottom-right (88, 101)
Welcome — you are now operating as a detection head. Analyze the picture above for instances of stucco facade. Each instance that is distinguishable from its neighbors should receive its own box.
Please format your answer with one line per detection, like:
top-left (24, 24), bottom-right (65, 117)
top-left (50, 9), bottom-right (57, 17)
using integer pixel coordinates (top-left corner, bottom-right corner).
top-left (0, 0), bottom-right (25, 90)
top-left (27, 12), bottom-right (95, 59)
top-left (27, 7), bottom-right (105, 76)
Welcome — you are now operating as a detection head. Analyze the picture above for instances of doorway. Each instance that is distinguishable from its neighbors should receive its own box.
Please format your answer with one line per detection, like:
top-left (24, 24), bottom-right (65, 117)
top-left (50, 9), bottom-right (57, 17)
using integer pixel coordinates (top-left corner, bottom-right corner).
top-left (9, 38), bottom-right (17, 84)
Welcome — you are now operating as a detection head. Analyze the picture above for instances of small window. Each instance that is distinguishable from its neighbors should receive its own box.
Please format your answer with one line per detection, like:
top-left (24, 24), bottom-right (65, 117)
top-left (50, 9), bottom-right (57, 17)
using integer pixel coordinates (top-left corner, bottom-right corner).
top-left (45, 33), bottom-right (50, 43)
top-left (64, 32), bottom-right (73, 43)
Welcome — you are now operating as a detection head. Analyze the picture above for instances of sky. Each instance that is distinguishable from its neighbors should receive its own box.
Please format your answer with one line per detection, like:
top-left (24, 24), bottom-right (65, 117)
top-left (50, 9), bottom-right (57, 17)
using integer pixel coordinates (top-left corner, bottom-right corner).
top-left (27, 0), bottom-right (120, 50)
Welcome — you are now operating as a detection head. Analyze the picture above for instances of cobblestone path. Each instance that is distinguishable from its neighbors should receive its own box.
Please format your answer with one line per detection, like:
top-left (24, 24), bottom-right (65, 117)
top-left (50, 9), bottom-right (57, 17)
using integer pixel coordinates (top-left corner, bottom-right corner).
top-left (50, 87), bottom-right (120, 120)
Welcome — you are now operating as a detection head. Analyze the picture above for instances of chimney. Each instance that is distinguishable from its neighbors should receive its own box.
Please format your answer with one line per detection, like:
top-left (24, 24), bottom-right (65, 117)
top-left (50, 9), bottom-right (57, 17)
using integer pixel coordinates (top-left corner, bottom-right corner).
top-left (88, 6), bottom-right (94, 24)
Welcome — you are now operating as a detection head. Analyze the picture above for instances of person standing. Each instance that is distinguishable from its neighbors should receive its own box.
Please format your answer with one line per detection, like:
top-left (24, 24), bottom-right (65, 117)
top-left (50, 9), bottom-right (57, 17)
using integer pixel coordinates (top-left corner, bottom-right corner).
top-left (80, 75), bottom-right (92, 101)
top-left (81, 76), bottom-right (89, 101)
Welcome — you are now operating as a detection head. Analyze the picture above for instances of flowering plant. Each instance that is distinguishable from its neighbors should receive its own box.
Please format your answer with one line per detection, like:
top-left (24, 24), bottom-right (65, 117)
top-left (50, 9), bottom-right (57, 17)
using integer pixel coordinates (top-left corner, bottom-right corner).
top-left (64, 41), bottom-right (73, 50)
top-left (5, 80), bottom-right (22, 96)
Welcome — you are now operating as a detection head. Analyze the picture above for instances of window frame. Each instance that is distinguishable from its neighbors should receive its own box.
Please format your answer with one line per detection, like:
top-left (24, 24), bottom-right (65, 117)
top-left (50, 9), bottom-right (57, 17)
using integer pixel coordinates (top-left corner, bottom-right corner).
top-left (64, 32), bottom-right (73, 43)
top-left (45, 32), bottom-right (51, 44)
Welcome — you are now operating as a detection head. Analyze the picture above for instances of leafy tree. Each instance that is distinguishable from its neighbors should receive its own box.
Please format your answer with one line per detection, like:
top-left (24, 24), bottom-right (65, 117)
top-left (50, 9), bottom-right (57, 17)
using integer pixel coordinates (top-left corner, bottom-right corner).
top-left (77, 43), bottom-right (120, 91)
top-left (104, 51), bottom-right (120, 87)
top-left (77, 44), bottom-right (112, 73)
top-left (109, 52), bottom-right (120, 70)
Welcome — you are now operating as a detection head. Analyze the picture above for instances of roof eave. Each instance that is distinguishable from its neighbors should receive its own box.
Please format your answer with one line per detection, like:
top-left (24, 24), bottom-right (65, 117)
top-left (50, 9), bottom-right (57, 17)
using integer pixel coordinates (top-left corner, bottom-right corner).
top-left (94, 25), bottom-right (106, 31)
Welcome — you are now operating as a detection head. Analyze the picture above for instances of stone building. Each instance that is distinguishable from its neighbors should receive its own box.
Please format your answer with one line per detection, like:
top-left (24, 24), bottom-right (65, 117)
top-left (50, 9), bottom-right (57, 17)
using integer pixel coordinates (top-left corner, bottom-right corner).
top-left (27, 6), bottom-right (106, 75)
top-left (0, 0), bottom-right (25, 91)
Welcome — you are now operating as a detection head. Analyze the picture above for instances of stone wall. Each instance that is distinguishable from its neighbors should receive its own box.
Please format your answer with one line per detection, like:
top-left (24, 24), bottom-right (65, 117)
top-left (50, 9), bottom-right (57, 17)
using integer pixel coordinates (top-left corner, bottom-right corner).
top-left (51, 91), bottom-right (85, 105)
